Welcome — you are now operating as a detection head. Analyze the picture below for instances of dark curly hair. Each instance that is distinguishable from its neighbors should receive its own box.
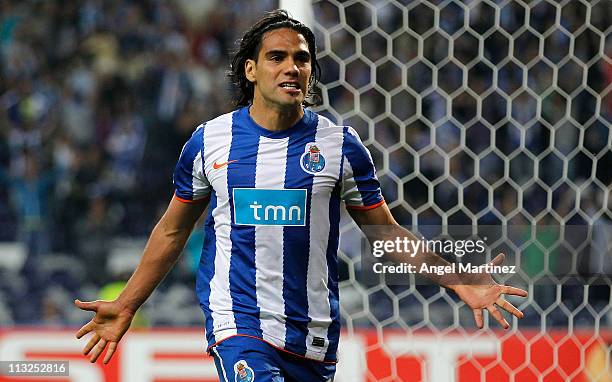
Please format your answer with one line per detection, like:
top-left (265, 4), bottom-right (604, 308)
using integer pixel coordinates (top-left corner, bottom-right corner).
top-left (228, 9), bottom-right (321, 107)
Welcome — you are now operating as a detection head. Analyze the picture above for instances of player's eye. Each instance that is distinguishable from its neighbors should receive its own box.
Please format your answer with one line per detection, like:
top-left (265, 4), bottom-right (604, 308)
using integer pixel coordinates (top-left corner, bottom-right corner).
top-left (295, 53), bottom-right (310, 63)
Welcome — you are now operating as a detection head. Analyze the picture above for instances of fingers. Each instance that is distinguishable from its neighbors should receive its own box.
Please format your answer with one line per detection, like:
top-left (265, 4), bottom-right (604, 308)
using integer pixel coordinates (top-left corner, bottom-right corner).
top-left (502, 286), bottom-right (528, 297)
top-left (496, 298), bottom-right (524, 319)
top-left (473, 309), bottom-right (484, 329)
top-left (490, 253), bottom-right (505, 266)
top-left (77, 327), bottom-right (119, 364)
top-left (83, 333), bottom-right (100, 355)
top-left (89, 338), bottom-right (107, 363)
top-left (487, 305), bottom-right (509, 329)
top-left (103, 342), bottom-right (118, 364)
top-left (76, 321), bottom-right (94, 339)
top-left (75, 299), bottom-right (100, 312)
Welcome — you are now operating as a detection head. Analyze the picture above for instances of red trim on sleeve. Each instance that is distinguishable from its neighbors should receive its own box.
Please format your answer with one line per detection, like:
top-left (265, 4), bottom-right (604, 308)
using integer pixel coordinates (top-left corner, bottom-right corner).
top-left (173, 193), bottom-right (210, 204)
top-left (206, 334), bottom-right (338, 364)
top-left (345, 199), bottom-right (385, 211)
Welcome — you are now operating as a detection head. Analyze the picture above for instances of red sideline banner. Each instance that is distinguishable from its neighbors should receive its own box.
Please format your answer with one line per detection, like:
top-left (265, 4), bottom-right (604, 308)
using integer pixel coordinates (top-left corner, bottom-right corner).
top-left (0, 329), bottom-right (609, 382)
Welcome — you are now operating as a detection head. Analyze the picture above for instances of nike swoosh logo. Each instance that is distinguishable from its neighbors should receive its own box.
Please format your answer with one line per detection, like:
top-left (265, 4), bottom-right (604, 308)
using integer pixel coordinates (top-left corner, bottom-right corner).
top-left (213, 160), bottom-right (238, 170)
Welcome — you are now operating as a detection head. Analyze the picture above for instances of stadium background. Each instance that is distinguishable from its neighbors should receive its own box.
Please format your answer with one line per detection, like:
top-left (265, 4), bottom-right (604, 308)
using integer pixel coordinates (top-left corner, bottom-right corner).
top-left (0, 0), bottom-right (610, 381)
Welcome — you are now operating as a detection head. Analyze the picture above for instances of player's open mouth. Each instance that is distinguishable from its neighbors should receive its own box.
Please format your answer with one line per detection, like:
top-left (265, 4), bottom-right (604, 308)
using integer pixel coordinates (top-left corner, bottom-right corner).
top-left (279, 82), bottom-right (300, 89)
top-left (279, 82), bottom-right (302, 95)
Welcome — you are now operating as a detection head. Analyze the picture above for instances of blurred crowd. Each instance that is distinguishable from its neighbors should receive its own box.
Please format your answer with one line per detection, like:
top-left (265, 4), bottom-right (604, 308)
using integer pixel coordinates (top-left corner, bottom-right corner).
top-left (0, 0), bottom-right (277, 326)
top-left (0, 0), bottom-right (610, 328)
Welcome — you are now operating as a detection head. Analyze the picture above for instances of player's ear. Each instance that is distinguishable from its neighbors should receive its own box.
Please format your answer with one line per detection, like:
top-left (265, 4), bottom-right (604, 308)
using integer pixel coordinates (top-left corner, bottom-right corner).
top-left (245, 59), bottom-right (256, 83)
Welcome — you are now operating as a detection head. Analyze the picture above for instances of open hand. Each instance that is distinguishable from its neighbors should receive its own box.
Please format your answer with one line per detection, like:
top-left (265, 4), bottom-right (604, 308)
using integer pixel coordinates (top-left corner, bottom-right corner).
top-left (74, 299), bottom-right (135, 364)
top-left (451, 254), bottom-right (528, 329)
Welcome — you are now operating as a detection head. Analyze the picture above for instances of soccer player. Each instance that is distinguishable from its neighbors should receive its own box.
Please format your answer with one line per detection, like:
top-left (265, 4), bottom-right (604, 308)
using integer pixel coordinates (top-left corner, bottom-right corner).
top-left (75, 10), bottom-right (527, 381)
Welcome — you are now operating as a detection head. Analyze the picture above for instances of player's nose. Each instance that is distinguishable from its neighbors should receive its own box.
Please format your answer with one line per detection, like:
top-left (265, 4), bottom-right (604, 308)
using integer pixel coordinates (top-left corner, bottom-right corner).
top-left (283, 58), bottom-right (299, 75)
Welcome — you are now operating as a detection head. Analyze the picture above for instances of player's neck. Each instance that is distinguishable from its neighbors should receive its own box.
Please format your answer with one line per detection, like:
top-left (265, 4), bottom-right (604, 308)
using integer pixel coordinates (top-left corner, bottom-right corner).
top-left (249, 101), bottom-right (304, 132)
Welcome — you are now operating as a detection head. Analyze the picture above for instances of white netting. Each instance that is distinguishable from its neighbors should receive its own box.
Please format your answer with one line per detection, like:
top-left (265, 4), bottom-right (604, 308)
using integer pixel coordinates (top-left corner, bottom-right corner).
top-left (311, 0), bottom-right (611, 381)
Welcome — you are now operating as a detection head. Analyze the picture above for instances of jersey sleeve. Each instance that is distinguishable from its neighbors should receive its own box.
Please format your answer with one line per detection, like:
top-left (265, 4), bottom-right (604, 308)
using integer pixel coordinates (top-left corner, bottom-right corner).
top-left (173, 124), bottom-right (211, 203)
top-left (341, 127), bottom-right (385, 210)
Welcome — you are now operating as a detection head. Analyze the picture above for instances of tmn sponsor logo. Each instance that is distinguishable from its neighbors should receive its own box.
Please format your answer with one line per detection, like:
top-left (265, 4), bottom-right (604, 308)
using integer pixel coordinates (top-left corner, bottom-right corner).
top-left (233, 188), bottom-right (307, 226)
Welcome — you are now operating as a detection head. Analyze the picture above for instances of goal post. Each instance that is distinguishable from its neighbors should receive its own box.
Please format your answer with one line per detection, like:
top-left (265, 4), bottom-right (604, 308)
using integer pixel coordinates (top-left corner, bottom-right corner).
top-left (305, 0), bottom-right (612, 381)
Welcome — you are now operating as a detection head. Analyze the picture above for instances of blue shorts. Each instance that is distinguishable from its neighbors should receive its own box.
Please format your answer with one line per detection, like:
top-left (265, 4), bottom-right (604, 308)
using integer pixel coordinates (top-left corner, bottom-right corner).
top-left (209, 335), bottom-right (336, 382)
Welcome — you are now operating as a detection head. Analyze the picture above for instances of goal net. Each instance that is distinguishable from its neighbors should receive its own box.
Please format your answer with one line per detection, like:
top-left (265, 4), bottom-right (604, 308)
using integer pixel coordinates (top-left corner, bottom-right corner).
top-left (308, 0), bottom-right (612, 381)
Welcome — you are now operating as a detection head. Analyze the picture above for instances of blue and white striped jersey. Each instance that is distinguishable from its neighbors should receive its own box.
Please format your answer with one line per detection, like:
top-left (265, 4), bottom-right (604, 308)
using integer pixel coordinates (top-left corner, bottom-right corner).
top-left (173, 106), bottom-right (384, 363)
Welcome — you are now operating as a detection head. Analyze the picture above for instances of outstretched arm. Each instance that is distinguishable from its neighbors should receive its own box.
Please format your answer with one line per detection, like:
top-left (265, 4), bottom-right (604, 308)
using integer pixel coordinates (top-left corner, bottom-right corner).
top-left (75, 195), bottom-right (208, 363)
top-left (348, 202), bottom-right (527, 329)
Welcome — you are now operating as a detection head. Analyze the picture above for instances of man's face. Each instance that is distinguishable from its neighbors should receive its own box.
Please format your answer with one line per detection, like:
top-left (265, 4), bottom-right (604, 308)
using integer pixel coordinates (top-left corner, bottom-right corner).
top-left (246, 28), bottom-right (312, 110)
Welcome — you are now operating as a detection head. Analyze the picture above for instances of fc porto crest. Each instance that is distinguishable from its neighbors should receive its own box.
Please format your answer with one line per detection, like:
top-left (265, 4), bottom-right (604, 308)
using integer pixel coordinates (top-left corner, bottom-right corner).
top-left (234, 360), bottom-right (255, 382)
top-left (300, 142), bottom-right (326, 174)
